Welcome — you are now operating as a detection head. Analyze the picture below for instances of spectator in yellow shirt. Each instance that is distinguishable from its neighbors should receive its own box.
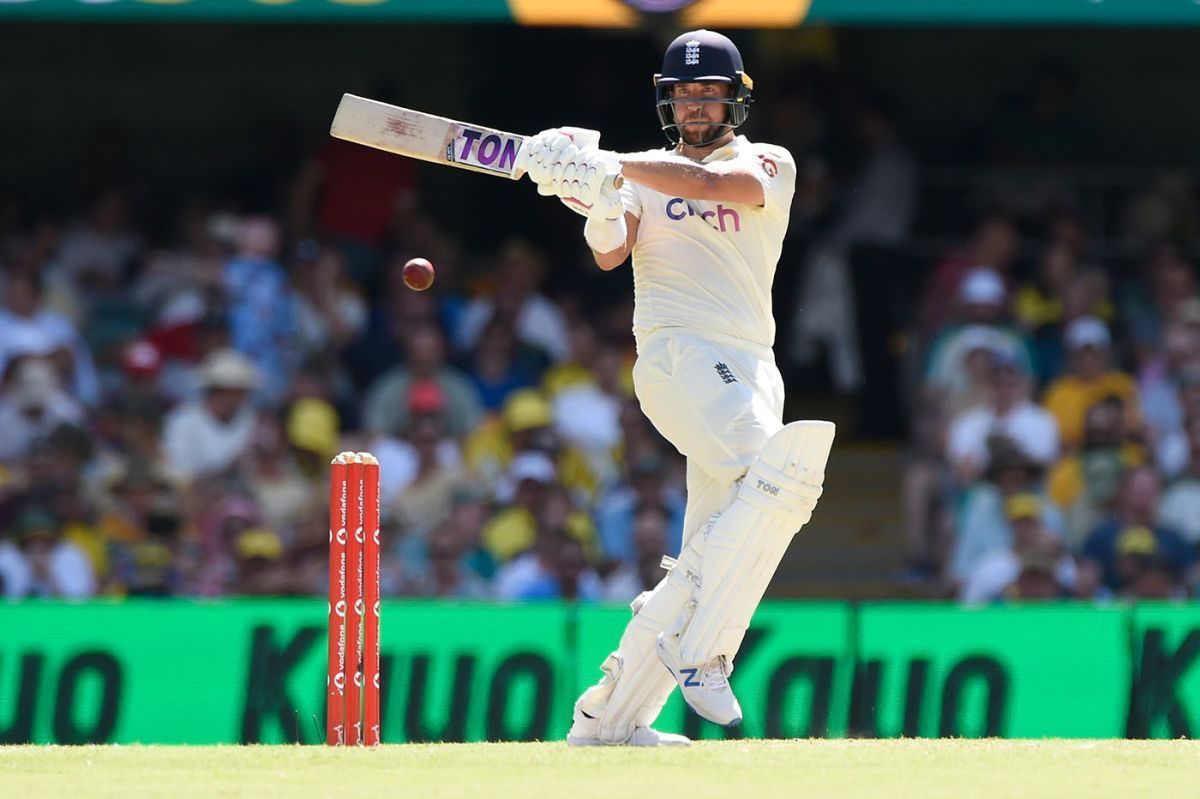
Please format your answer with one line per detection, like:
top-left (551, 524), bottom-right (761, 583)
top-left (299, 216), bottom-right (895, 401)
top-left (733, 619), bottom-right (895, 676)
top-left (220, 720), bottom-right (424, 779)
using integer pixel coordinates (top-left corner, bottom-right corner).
top-left (1042, 317), bottom-right (1141, 450)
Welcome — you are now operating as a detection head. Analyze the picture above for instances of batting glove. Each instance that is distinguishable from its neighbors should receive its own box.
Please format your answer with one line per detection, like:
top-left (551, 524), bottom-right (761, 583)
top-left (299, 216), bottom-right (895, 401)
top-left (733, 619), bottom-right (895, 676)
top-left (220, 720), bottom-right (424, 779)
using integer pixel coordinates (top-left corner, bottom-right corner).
top-left (550, 147), bottom-right (617, 209)
top-left (561, 181), bottom-right (624, 221)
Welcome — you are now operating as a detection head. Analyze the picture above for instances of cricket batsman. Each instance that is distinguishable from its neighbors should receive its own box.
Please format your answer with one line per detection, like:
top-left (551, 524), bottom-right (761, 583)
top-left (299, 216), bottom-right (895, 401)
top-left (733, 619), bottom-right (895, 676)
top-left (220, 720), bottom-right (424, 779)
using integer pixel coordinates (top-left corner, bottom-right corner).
top-left (520, 29), bottom-right (836, 746)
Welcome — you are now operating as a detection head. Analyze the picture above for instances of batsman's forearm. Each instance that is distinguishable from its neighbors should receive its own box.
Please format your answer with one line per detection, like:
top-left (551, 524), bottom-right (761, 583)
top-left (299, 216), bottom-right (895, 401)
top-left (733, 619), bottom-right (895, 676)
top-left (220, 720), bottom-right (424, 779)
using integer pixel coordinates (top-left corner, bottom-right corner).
top-left (618, 152), bottom-right (717, 199)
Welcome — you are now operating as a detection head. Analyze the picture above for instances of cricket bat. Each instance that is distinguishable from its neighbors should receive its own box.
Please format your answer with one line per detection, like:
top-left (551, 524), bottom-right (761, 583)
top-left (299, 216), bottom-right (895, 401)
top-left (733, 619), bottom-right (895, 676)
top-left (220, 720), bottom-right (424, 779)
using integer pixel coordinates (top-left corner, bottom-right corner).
top-left (329, 93), bottom-right (621, 189)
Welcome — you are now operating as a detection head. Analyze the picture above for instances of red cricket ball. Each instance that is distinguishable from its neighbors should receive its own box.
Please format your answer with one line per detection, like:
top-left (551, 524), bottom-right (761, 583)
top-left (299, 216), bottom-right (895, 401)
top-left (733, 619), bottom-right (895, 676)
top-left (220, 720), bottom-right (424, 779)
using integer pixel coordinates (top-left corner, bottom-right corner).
top-left (402, 257), bottom-right (435, 291)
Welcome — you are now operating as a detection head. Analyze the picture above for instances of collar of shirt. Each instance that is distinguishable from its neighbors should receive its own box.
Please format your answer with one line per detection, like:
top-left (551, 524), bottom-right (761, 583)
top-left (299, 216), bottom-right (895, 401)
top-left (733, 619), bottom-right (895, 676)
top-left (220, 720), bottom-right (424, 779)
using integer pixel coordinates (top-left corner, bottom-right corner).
top-left (701, 134), bottom-right (750, 164)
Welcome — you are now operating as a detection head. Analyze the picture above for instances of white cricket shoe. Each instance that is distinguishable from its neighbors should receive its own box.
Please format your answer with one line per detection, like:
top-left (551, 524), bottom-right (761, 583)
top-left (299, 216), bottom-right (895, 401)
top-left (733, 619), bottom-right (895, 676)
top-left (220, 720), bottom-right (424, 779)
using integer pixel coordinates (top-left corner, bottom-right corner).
top-left (655, 633), bottom-right (742, 727)
top-left (566, 707), bottom-right (690, 747)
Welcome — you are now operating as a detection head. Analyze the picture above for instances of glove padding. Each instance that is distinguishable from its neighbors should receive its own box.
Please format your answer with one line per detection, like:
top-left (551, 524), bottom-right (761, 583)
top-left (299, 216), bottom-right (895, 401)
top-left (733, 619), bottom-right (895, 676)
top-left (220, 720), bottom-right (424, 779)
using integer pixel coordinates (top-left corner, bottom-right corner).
top-left (561, 181), bottom-right (624, 221)
top-left (521, 128), bottom-right (617, 207)
top-left (541, 147), bottom-right (613, 208)
top-left (522, 130), bottom-right (577, 196)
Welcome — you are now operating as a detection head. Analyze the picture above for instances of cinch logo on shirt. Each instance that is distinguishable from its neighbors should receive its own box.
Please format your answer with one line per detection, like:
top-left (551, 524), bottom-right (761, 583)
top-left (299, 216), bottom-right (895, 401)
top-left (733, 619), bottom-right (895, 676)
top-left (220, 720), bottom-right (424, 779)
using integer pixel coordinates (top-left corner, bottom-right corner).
top-left (665, 197), bottom-right (742, 233)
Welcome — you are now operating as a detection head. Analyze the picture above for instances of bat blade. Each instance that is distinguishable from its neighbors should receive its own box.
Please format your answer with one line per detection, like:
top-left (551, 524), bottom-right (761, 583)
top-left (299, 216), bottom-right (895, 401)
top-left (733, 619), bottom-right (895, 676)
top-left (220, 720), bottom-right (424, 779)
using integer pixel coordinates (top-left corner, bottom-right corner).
top-left (330, 94), bottom-right (527, 180)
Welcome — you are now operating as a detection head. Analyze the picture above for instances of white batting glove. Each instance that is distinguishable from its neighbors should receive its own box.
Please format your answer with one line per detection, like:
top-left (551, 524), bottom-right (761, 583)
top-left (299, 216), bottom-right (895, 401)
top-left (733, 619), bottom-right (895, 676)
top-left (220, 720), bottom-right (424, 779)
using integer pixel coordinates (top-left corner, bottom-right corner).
top-left (523, 132), bottom-right (578, 196)
top-left (561, 181), bottom-right (624, 221)
top-left (550, 147), bottom-right (617, 209)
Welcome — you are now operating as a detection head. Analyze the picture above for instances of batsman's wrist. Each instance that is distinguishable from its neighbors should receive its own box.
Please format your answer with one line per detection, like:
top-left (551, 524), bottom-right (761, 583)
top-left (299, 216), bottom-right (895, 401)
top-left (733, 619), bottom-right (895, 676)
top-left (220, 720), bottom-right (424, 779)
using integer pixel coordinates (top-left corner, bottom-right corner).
top-left (584, 214), bottom-right (627, 254)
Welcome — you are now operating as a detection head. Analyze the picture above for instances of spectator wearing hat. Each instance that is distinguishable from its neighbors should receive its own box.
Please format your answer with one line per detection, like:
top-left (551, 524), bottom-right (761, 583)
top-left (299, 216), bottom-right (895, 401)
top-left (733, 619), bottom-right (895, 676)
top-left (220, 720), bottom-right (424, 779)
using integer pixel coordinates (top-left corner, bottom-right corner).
top-left (1077, 465), bottom-right (1196, 597)
top-left (480, 451), bottom-right (557, 565)
top-left (946, 350), bottom-right (1060, 484)
top-left (959, 493), bottom-right (1075, 603)
top-left (924, 268), bottom-right (1035, 416)
top-left (374, 379), bottom-right (463, 503)
top-left (98, 459), bottom-right (169, 543)
top-left (1013, 241), bottom-right (1080, 334)
top-left (108, 495), bottom-right (185, 597)
top-left (465, 388), bottom-right (600, 504)
top-left (0, 263), bottom-right (101, 407)
top-left (1005, 545), bottom-right (1073, 601)
top-left (375, 381), bottom-right (465, 537)
top-left (161, 349), bottom-right (260, 479)
top-left (149, 310), bottom-right (235, 406)
top-left (493, 484), bottom-right (600, 601)
top-left (0, 506), bottom-right (96, 599)
top-left (919, 210), bottom-right (1020, 338)
top-left (480, 453), bottom-right (596, 566)
top-left (1041, 317), bottom-right (1141, 450)
top-left (115, 338), bottom-right (167, 408)
top-left (283, 396), bottom-right (341, 476)
top-left (190, 492), bottom-right (262, 597)
top-left (542, 318), bottom-right (601, 398)
top-left (948, 436), bottom-right (1063, 590)
top-left (1047, 397), bottom-right (1147, 547)
top-left (465, 388), bottom-right (554, 491)
top-left (0, 358), bottom-right (87, 465)
top-left (911, 273), bottom-right (1034, 583)
top-left (1015, 243), bottom-right (1114, 384)
top-left (231, 527), bottom-right (292, 596)
top-left (1111, 525), bottom-right (1193, 599)
top-left (361, 321), bottom-right (482, 440)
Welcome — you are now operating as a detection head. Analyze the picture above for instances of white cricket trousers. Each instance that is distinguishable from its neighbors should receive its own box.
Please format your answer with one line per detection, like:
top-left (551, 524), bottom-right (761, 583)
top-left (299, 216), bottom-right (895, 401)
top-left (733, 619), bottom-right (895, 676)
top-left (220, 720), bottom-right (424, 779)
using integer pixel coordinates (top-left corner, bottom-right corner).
top-left (632, 328), bottom-right (785, 548)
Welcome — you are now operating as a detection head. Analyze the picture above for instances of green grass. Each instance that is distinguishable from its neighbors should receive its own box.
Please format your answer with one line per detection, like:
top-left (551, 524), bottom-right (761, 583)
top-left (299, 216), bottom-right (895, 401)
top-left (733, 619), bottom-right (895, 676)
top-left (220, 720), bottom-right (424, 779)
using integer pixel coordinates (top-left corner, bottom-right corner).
top-left (1, 740), bottom-right (1197, 798)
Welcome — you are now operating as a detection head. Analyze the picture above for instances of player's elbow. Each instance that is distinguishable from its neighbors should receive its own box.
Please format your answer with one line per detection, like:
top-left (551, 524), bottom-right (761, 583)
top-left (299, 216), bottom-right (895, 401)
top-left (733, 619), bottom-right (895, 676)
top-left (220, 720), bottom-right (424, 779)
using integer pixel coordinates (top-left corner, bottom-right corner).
top-left (698, 170), bottom-right (765, 206)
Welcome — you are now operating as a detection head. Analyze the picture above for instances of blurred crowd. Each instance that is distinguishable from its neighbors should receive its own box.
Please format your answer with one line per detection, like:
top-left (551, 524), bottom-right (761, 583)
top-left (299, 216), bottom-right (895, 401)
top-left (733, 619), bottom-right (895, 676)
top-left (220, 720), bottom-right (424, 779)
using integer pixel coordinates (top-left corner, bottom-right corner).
top-left (3, 54), bottom-right (1200, 606)
top-left (0, 141), bottom-right (689, 601)
top-left (743, 56), bottom-right (1200, 604)
top-left (903, 218), bottom-right (1200, 603)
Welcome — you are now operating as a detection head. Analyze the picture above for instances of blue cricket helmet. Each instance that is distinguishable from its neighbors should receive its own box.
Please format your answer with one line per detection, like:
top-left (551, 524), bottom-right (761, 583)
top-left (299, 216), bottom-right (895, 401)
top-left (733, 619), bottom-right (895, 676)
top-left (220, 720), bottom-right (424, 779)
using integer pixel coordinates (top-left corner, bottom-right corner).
top-left (653, 29), bottom-right (754, 146)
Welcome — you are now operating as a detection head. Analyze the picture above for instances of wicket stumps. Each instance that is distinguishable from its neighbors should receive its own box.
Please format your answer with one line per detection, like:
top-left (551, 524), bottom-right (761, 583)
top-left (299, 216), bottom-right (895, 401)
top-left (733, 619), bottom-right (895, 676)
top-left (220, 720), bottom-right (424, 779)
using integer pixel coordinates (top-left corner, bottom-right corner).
top-left (327, 451), bottom-right (381, 746)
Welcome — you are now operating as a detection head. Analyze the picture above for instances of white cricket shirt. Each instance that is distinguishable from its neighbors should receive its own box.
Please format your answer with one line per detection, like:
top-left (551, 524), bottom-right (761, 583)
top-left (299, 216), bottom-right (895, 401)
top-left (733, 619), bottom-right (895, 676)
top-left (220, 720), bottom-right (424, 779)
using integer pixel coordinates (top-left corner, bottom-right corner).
top-left (621, 135), bottom-right (796, 349)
